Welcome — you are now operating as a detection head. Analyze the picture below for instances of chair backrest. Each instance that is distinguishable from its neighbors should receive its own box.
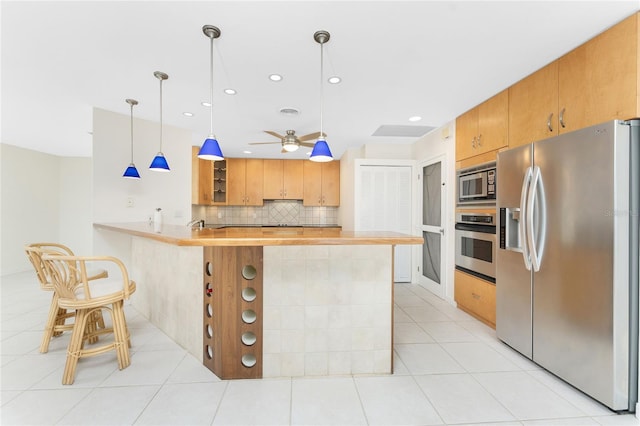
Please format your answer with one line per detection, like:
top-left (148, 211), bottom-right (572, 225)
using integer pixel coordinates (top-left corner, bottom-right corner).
top-left (40, 253), bottom-right (84, 301)
top-left (24, 243), bottom-right (74, 290)
top-left (41, 254), bottom-right (133, 302)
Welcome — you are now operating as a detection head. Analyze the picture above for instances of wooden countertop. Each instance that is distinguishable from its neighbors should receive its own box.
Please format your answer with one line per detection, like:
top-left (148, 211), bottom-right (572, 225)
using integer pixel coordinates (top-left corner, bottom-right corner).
top-left (94, 222), bottom-right (423, 247)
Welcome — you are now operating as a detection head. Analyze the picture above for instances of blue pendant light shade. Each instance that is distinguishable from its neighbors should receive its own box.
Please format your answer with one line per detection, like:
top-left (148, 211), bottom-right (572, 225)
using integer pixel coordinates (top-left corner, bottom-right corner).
top-left (310, 138), bottom-right (333, 162)
top-left (310, 30), bottom-right (333, 162)
top-left (198, 25), bottom-right (224, 161)
top-left (123, 98), bottom-right (141, 178)
top-left (149, 71), bottom-right (170, 172)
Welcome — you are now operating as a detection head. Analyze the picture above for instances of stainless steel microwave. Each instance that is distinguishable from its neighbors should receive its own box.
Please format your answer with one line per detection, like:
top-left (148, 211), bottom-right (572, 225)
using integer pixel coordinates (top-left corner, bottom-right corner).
top-left (457, 162), bottom-right (496, 205)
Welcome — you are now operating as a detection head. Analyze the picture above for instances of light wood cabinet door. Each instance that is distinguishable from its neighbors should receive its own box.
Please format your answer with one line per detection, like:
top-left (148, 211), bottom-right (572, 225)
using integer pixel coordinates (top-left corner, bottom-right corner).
top-left (454, 269), bottom-right (495, 327)
top-left (282, 160), bottom-right (304, 199)
top-left (320, 160), bottom-right (340, 206)
top-left (477, 89), bottom-right (508, 153)
top-left (455, 107), bottom-right (478, 161)
top-left (226, 158), bottom-right (246, 206)
top-left (263, 160), bottom-right (284, 199)
top-left (303, 161), bottom-right (340, 206)
top-left (244, 159), bottom-right (263, 206)
top-left (227, 158), bottom-right (263, 206)
top-left (558, 13), bottom-right (638, 133)
top-left (303, 161), bottom-right (322, 206)
top-left (508, 61), bottom-right (559, 148)
top-left (191, 146), bottom-right (215, 205)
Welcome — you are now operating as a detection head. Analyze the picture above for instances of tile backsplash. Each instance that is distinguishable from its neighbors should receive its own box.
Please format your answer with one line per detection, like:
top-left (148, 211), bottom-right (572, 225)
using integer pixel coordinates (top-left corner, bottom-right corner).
top-left (192, 200), bottom-right (338, 226)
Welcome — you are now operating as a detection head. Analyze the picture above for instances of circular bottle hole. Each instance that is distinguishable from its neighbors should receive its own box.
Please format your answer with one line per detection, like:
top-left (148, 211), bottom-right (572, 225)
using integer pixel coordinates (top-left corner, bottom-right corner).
top-left (241, 331), bottom-right (257, 346)
top-left (206, 324), bottom-right (214, 338)
top-left (206, 262), bottom-right (213, 277)
top-left (241, 287), bottom-right (257, 302)
top-left (206, 304), bottom-right (213, 318)
top-left (241, 265), bottom-right (257, 280)
top-left (205, 282), bottom-right (212, 297)
top-left (241, 309), bottom-right (257, 324)
top-left (206, 345), bottom-right (213, 360)
top-left (241, 354), bottom-right (257, 368)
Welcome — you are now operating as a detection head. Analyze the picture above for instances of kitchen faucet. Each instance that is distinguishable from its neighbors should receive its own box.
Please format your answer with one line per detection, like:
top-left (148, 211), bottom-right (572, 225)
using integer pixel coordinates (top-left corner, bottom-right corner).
top-left (186, 219), bottom-right (205, 229)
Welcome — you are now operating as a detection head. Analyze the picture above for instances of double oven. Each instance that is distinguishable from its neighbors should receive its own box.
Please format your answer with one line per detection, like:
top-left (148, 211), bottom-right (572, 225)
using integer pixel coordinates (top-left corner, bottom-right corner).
top-left (455, 162), bottom-right (497, 283)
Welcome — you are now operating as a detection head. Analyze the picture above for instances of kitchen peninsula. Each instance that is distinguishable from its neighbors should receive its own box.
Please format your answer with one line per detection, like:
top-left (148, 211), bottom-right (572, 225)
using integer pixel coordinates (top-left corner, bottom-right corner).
top-left (94, 222), bottom-right (422, 379)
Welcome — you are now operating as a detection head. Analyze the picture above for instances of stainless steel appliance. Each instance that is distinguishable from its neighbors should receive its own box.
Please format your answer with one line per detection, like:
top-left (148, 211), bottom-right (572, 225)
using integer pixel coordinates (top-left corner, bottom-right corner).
top-left (455, 212), bottom-right (496, 282)
top-left (496, 119), bottom-right (640, 412)
top-left (457, 162), bottom-right (496, 205)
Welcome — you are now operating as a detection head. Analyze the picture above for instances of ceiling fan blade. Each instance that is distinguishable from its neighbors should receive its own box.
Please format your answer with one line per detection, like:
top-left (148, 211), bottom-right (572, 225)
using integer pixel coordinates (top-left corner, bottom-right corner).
top-left (298, 131), bottom-right (323, 142)
top-left (248, 141), bottom-right (284, 145)
top-left (264, 130), bottom-right (285, 139)
top-left (299, 142), bottom-right (316, 147)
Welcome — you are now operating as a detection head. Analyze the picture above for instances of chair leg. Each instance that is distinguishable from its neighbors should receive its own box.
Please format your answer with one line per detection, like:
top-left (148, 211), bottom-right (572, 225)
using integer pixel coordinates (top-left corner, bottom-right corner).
top-left (111, 301), bottom-right (131, 370)
top-left (40, 293), bottom-right (61, 353)
top-left (63, 308), bottom-right (89, 385)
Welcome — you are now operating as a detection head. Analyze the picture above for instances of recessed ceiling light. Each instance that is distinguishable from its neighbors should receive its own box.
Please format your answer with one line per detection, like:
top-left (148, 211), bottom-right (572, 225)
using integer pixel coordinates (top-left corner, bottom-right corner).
top-left (409, 116), bottom-right (422, 122)
top-left (183, 112), bottom-right (194, 117)
top-left (201, 101), bottom-right (212, 107)
top-left (243, 150), bottom-right (252, 154)
top-left (328, 76), bottom-right (341, 84)
top-left (269, 74), bottom-right (283, 82)
top-left (279, 107), bottom-right (300, 116)
top-left (224, 88), bottom-right (237, 95)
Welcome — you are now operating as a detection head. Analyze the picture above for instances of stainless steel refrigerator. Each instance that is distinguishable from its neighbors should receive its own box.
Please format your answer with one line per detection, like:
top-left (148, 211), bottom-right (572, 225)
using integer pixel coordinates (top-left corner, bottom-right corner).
top-left (496, 119), bottom-right (640, 411)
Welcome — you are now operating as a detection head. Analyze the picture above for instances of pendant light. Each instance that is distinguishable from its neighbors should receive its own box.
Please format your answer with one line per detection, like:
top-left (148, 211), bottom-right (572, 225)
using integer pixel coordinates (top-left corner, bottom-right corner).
top-left (310, 30), bottom-right (333, 162)
top-left (149, 71), bottom-right (170, 172)
top-left (123, 98), bottom-right (140, 179)
top-left (197, 25), bottom-right (224, 161)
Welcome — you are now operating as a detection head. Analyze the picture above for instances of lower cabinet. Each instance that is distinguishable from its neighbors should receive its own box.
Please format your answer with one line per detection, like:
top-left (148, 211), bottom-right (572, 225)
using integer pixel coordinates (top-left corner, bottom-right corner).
top-left (454, 269), bottom-right (496, 327)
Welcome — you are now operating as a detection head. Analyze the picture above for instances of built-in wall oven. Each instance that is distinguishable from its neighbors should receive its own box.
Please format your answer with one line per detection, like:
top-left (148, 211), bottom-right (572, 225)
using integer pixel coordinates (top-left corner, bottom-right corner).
top-left (455, 212), bottom-right (496, 282)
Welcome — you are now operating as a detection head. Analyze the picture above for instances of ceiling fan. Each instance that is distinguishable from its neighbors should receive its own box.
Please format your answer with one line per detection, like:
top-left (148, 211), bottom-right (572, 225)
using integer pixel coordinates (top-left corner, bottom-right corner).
top-left (249, 130), bottom-right (325, 153)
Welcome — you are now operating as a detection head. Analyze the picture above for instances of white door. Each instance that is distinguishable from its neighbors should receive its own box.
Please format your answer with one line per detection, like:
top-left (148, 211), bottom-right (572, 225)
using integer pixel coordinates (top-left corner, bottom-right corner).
top-left (356, 165), bottom-right (412, 282)
top-left (418, 156), bottom-right (446, 297)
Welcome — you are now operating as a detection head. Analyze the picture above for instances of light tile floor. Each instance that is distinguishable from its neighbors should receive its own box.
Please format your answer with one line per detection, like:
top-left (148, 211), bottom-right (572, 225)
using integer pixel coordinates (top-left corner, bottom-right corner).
top-left (2, 271), bottom-right (639, 425)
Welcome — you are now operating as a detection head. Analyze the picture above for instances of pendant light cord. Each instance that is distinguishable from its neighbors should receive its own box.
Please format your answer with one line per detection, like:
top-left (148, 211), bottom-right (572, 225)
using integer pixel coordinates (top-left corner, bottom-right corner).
top-left (159, 78), bottom-right (163, 152)
top-left (130, 103), bottom-right (134, 161)
top-left (209, 33), bottom-right (214, 136)
top-left (319, 40), bottom-right (324, 138)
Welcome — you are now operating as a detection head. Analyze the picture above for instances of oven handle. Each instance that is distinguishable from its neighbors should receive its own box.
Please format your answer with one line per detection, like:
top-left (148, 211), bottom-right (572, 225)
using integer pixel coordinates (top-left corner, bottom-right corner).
top-left (454, 223), bottom-right (496, 234)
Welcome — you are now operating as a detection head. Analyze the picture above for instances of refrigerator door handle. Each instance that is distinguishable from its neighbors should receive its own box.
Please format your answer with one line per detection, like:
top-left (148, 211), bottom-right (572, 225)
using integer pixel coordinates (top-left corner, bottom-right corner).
top-left (519, 166), bottom-right (533, 271)
top-left (527, 166), bottom-right (547, 272)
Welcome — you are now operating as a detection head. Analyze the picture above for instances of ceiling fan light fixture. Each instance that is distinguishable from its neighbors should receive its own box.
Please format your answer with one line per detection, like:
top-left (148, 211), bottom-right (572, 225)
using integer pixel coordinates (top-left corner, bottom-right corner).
top-left (149, 71), bottom-right (170, 172)
top-left (198, 25), bottom-right (225, 161)
top-left (282, 142), bottom-right (299, 152)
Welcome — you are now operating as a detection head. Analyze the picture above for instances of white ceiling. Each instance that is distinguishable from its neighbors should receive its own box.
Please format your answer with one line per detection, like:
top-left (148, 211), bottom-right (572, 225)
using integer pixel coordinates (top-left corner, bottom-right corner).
top-left (2, 1), bottom-right (639, 160)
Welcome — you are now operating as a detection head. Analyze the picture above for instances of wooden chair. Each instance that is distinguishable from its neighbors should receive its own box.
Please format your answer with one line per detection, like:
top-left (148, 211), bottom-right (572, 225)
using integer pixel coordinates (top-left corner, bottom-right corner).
top-left (24, 243), bottom-right (108, 353)
top-left (41, 253), bottom-right (136, 385)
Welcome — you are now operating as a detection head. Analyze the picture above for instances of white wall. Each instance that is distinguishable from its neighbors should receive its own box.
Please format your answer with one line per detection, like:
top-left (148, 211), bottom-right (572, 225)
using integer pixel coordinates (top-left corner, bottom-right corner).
top-left (92, 108), bottom-right (193, 269)
top-left (1, 144), bottom-right (63, 274)
top-left (412, 122), bottom-right (456, 302)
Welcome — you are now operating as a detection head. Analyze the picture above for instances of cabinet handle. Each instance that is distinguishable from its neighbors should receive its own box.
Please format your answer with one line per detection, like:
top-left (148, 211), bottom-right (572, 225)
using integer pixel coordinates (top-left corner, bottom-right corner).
top-left (547, 113), bottom-right (553, 132)
top-left (471, 136), bottom-right (476, 149)
top-left (284, 190), bottom-right (287, 197)
top-left (559, 108), bottom-right (566, 128)
top-left (477, 134), bottom-right (482, 147)
top-left (471, 292), bottom-right (481, 300)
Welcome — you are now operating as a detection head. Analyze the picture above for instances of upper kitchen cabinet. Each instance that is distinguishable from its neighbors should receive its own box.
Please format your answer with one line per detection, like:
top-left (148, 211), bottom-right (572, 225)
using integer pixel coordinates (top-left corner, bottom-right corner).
top-left (509, 13), bottom-right (639, 146)
top-left (226, 158), bottom-right (264, 206)
top-left (557, 13), bottom-right (638, 133)
top-left (263, 159), bottom-right (304, 200)
top-left (303, 160), bottom-right (340, 206)
top-left (455, 90), bottom-right (508, 162)
top-left (509, 61), bottom-right (559, 148)
top-left (191, 146), bottom-right (226, 205)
